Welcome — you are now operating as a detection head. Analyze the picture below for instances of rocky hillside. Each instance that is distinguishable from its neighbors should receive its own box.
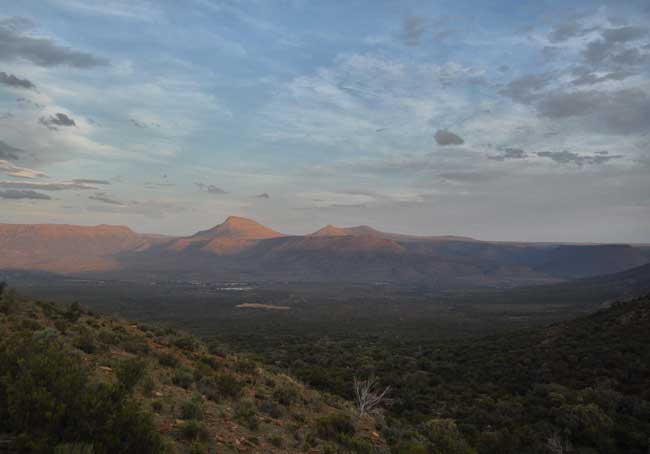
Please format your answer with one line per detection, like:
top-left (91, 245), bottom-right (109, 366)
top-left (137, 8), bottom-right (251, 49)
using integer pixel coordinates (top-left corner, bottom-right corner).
top-left (0, 285), bottom-right (386, 454)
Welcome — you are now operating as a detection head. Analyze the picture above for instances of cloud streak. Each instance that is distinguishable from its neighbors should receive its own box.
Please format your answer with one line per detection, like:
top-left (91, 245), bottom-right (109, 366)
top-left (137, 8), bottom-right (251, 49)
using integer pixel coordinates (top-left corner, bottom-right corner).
top-left (0, 180), bottom-right (97, 190)
top-left (0, 160), bottom-right (48, 178)
top-left (89, 191), bottom-right (123, 205)
top-left (0, 17), bottom-right (108, 68)
top-left (0, 71), bottom-right (36, 90)
top-left (0, 141), bottom-right (23, 160)
top-left (39, 113), bottom-right (77, 130)
top-left (536, 150), bottom-right (623, 165)
top-left (0, 189), bottom-right (51, 200)
top-left (195, 182), bottom-right (228, 194)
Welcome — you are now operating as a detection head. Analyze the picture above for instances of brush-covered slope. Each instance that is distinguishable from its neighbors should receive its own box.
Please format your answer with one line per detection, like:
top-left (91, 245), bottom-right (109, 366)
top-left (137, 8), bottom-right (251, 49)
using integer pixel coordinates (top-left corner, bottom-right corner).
top-left (0, 285), bottom-right (385, 454)
top-left (0, 224), bottom-right (166, 273)
top-left (254, 294), bottom-right (650, 454)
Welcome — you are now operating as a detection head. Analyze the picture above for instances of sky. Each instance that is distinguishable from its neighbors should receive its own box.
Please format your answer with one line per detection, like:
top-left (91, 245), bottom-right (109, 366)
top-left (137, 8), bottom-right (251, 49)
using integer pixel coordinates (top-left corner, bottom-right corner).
top-left (0, 0), bottom-right (649, 242)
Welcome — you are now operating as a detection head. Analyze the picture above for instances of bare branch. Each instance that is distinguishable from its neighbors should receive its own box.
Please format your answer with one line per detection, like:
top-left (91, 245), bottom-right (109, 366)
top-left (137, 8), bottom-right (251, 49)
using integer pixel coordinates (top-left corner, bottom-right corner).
top-left (353, 375), bottom-right (391, 416)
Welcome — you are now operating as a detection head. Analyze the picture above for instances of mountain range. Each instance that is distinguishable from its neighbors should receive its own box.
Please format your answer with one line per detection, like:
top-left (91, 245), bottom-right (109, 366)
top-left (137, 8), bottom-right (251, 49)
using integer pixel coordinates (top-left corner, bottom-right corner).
top-left (1, 216), bottom-right (649, 287)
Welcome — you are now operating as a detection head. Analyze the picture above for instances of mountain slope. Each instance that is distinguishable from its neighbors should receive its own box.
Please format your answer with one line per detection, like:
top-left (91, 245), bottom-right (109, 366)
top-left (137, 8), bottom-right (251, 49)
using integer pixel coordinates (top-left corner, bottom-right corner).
top-left (311, 224), bottom-right (475, 243)
top-left (0, 224), bottom-right (165, 273)
top-left (1, 218), bottom-right (648, 287)
top-left (0, 287), bottom-right (385, 453)
top-left (537, 244), bottom-right (649, 278)
top-left (167, 216), bottom-right (286, 255)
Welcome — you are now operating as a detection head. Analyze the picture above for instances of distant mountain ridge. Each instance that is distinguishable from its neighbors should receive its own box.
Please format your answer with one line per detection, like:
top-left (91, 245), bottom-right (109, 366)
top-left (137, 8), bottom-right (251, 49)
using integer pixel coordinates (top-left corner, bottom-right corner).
top-left (1, 217), bottom-right (649, 287)
top-left (0, 223), bottom-right (166, 273)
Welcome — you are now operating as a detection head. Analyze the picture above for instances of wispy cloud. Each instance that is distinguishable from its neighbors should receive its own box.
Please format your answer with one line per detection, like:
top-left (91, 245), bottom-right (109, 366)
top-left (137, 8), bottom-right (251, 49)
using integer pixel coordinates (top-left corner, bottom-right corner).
top-left (0, 180), bottom-right (97, 190)
top-left (89, 191), bottom-right (123, 205)
top-left (0, 189), bottom-right (51, 200)
top-left (0, 16), bottom-right (109, 68)
top-left (0, 141), bottom-right (24, 160)
top-left (39, 112), bottom-right (76, 130)
top-left (0, 160), bottom-right (48, 179)
top-left (195, 182), bottom-right (228, 194)
top-left (0, 71), bottom-right (36, 90)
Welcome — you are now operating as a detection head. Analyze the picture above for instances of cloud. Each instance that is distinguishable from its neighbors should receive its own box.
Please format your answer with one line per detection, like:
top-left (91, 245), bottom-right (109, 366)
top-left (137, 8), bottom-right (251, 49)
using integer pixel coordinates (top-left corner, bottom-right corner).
top-left (536, 150), bottom-right (623, 165)
top-left (0, 17), bottom-right (109, 68)
top-left (195, 182), bottom-right (227, 194)
top-left (499, 74), bottom-right (552, 104)
top-left (548, 19), bottom-right (587, 43)
top-left (536, 90), bottom-right (603, 118)
top-left (39, 113), bottom-right (76, 130)
top-left (581, 25), bottom-right (650, 68)
top-left (0, 180), bottom-right (97, 190)
top-left (0, 71), bottom-right (35, 90)
top-left (570, 69), bottom-right (631, 86)
top-left (0, 140), bottom-right (23, 160)
top-left (601, 26), bottom-right (648, 43)
top-left (89, 191), bottom-right (123, 205)
top-left (73, 178), bottom-right (110, 185)
top-left (0, 189), bottom-right (51, 200)
top-left (434, 129), bottom-right (464, 146)
top-left (0, 160), bottom-right (48, 178)
top-left (536, 88), bottom-right (650, 134)
top-left (255, 192), bottom-right (270, 199)
top-left (488, 147), bottom-right (528, 161)
top-left (400, 16), bottom-right (427, 46)
top-left (86, 197), bottom-right (187, 218)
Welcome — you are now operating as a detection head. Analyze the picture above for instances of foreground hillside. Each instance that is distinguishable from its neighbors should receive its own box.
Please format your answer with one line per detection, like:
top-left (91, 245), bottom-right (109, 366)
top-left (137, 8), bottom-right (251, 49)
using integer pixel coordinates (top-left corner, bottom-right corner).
top-left (0, 285), bottom-right (386, 454)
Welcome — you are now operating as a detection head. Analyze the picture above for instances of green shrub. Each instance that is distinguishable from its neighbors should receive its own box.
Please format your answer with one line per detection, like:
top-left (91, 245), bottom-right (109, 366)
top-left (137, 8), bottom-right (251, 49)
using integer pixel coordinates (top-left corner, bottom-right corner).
top-left (141, 375), bottom-right (156, 396)
top-left (54, 320), bottom-right (70, 334)
top-left (74, 332), bottom-right (97, 354)
top-left (260, 399), bottom-right (285, 418)
top-left (115, 357), bottom-right (147, 393)
top-left (20, 319), bottom-right (42, 331)
top-left (158, 352), bottom-right (180, 368)
top-left (395, 442), bottom-right (428, 454)
top-left (172, 367), bottom-right (194, 389)
top-left (97, 329), bottom-right (120, 346)
top-left (64, 302), bottom-right (82, 322)
top-left (233, 357), bottom-right (257, 374)
top-left (316, 413), bottom-right (355, 440)
top-left (181, 395), bottom-right (205, 420)
top-left (234, 400), bottom-right (259, 431)
top-left (53, 443), bottom-right (95, 454)
top-left (179, 420), bottom-right (210, 442)
top-left (0, 333), bottom-right (163, 453)
top-left (273, 384), bottom-right (300, 406)
top-left (268, 434), bottom-right (284, 448)
top-left (197, 373), bottom-right (243, 401)
top-left (423, 419), bottom-right (476, 454)
top-left (174, 336), bottom-right (198, 352)
top-left (122, 338), bottom-right (150, 355)
top-left (199, 355), bottom-right (221, 370)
